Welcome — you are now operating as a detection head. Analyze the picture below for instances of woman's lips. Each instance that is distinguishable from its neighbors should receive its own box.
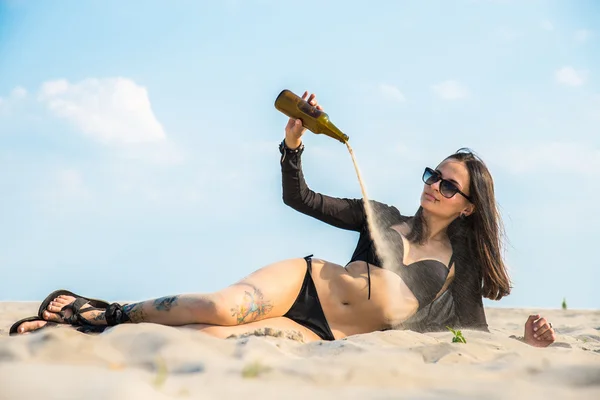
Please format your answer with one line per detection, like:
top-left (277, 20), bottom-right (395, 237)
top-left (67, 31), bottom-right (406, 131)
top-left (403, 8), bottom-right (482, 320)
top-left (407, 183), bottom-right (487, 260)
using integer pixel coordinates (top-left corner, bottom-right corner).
top-left (424, 193), bottom-right (437, 201)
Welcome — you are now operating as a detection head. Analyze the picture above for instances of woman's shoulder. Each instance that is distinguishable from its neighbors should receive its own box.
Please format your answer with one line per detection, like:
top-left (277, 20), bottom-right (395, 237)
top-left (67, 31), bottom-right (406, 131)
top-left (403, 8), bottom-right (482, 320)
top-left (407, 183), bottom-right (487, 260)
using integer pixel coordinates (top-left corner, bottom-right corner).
top-left (368, 200), bottom-right (407, 223)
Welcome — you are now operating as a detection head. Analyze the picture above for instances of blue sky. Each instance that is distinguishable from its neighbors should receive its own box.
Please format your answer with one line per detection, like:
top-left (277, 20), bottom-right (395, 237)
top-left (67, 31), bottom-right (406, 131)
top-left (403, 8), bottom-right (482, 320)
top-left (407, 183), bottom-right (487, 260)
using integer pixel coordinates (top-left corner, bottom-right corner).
top-left (0, 0), bottom-right (598, 310)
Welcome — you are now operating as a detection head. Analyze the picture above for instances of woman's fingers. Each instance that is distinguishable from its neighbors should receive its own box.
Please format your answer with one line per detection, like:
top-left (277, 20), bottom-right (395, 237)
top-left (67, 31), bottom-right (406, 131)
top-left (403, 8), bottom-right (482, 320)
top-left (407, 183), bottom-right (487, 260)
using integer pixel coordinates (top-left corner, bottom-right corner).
top-left (302, 92), bottom-right (319, 107)
top-left (534, 325), bottom-right (550, 339)
top-left (286, 117), bottom-right (297, 131)
top-left (533, 317), bottom-right (554, 340)
top-left (298, 90), bottom-right (322, 109)
top-left (285, 118), bottom-right (305, 143)
top-left (284, 91), bottom-right (323, 139)
top-left (533, 316), bottom-right (548, 332)
top-left (540, 329), bottom-right (556, 342)
top-left (524, 314), bottom-right (556, 347)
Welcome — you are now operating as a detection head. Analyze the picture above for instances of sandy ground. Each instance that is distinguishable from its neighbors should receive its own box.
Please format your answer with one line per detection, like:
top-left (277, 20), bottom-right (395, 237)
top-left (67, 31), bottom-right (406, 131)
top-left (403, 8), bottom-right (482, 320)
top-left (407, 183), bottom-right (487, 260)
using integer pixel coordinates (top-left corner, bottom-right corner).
top-left (0, 302), bottom-right (599, 400)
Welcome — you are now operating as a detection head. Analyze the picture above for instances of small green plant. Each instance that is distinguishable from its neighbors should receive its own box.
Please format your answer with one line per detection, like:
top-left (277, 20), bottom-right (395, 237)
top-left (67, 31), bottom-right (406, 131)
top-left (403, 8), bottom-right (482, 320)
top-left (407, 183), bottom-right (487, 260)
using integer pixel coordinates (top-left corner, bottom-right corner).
top-left (153, 356), bottom-right (168, 388)
top-left (562, 297), bottom-right (567, 310)
top-left (446, 326), bottom-right (467, 344)
top-left (241, 361), bottom-right (271, 378)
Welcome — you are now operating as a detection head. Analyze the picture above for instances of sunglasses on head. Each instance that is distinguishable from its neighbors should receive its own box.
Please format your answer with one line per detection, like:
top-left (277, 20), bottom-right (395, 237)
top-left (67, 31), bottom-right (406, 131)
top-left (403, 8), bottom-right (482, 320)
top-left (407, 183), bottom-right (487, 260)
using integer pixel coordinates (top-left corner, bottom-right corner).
top-left (422, 167), bottom-right (472, 201)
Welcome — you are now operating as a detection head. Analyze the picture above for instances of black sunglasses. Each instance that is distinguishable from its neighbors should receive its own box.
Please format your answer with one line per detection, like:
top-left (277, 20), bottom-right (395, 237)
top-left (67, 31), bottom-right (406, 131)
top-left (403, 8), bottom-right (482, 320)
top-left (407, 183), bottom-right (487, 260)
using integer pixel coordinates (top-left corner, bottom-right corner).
top-left (422, 167), bottom-right (472, 201)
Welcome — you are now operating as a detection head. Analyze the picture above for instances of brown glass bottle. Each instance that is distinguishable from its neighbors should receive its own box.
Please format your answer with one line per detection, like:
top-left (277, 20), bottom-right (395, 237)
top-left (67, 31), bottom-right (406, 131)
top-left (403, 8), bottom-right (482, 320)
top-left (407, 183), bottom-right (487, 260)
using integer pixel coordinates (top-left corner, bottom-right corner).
top-left (274, 89), bottom-right (349, 144)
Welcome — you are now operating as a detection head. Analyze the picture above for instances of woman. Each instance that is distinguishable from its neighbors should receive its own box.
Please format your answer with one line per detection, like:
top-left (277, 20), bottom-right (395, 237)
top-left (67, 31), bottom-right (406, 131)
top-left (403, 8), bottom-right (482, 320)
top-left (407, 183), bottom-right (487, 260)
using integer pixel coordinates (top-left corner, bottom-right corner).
top-left (10, 92), bottom-right (556, 347)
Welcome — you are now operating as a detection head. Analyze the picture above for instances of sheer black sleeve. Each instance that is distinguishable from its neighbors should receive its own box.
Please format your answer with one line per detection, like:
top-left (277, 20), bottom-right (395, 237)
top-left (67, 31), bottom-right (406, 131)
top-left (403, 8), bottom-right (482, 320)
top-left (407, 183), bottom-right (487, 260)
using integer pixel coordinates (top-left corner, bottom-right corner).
top-left (452, 256), bottom-right (489, 332)
top-left (280, 143), bottom-right (366, 232)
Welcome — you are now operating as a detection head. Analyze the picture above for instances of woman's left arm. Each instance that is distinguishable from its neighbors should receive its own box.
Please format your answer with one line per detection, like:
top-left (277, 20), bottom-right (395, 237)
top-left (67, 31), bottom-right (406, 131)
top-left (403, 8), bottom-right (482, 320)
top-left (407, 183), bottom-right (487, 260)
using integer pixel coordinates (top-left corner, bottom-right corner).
top-left (452, 258), bottom-right (490, 332)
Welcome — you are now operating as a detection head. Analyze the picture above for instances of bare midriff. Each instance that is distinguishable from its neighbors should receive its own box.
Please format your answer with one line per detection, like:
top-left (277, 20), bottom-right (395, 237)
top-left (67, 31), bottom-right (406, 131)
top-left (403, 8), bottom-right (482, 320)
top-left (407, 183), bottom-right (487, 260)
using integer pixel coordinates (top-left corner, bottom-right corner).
top-left (308, 259), bottom-right (420, 339)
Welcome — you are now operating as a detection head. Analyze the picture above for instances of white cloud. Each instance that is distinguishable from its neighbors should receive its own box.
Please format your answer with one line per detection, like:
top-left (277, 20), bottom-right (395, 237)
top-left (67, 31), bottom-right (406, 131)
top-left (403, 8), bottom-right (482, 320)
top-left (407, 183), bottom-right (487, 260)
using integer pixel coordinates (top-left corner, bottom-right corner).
top-left (379, 84), bottom-right (406, 102)
top-left (554, 66), bottom-right (588, 87)
top-left (41, 80), bottom-right (69, 97)
top-left (574, 29), bottom-right (592, 43)
top-left (431, 80), bottom-right (469, 100)
top-left (540, 20), bottom-right (554, 31)
top-left (38, 77), bottom-right (166, 146)
top-left (10, 86), bottom-right (27, 99)
top-left (0, 85), bottom-right (28, 115)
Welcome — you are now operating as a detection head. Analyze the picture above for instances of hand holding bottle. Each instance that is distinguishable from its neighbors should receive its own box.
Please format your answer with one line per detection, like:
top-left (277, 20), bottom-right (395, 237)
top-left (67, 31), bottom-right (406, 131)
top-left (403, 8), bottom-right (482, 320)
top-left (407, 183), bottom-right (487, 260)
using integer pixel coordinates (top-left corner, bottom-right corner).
top-left (284, 91), bottom-right (323, 150)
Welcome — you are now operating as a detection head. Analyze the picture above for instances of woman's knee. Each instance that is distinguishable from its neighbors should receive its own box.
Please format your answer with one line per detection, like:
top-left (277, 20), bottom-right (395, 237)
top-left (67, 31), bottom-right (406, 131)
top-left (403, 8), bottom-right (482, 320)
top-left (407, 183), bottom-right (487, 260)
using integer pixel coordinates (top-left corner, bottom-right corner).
top-left (192, 285), bottom-right (279, 326)
top-left (181, 294), bottom-right (233, 325)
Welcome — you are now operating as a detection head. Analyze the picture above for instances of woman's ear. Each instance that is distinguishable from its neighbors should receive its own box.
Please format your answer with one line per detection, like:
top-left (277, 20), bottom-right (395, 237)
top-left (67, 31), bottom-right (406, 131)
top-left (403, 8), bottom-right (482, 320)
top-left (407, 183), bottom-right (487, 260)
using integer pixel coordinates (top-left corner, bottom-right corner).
top-left (463, 204), bottom-right (475, 217)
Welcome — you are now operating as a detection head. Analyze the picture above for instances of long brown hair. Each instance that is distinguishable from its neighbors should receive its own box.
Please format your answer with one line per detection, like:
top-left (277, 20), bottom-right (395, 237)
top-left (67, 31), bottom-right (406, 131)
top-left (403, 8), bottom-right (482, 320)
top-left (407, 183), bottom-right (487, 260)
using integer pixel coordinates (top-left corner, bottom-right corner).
top-left (406, 148), bottom-right (512, 300)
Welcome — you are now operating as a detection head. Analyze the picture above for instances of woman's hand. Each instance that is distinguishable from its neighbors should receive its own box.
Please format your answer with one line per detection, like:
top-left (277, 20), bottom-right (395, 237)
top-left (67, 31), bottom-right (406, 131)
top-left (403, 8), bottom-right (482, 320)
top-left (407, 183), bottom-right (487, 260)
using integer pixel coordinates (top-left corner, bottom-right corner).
top-left (284, 91), bottom-right (323, 150)
top-left (523, 314), bottom-right (556, 347)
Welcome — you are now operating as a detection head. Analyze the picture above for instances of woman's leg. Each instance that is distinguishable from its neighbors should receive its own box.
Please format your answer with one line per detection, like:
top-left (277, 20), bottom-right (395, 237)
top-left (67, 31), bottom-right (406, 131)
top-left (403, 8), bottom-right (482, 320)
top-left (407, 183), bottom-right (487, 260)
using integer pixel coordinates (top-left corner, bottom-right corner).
top-left (186, 317), bottom-right (326, 342)
top-left (31, 257), bottom-right (310, 329)
top-left (14, 316), bottom-right (327, 342)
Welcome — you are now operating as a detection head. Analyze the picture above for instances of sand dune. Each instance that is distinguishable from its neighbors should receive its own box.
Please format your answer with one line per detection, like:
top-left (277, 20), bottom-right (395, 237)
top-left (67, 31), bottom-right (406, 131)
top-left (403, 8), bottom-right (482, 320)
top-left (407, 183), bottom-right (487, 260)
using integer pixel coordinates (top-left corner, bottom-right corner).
top-left (0, 303), bottom-right (598, 399)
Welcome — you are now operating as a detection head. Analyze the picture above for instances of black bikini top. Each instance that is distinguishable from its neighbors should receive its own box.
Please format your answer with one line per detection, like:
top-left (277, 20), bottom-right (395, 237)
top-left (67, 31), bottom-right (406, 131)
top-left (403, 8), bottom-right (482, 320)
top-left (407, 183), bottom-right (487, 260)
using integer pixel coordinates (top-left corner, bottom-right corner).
top-left (366, 229), bottom-right (452, 310)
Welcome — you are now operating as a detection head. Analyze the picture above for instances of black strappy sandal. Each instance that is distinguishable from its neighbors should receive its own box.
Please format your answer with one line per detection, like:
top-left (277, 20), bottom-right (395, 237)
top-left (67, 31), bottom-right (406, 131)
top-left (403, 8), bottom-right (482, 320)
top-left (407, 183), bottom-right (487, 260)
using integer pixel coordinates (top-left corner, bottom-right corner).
top-left (9, 315), bottom-right (109, 336)
top-left (38, 289), bottom-right (111, 323)
top-left (58, 297), bottom-right (109, 326)
top-left (39, 289), bottom-right (131, 328)
top-left (9, 289), bottom-right (116, 336)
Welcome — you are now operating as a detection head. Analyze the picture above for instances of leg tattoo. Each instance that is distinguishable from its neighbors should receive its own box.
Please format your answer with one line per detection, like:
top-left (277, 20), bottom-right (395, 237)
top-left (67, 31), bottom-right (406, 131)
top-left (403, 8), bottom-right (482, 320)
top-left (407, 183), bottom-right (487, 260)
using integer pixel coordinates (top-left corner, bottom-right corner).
top-left (121, 296), bottom-right (180, 324)
top-left (230, 287), bottom-right (273, 324)
top-left (92, 312), bottom-right (106, 323)
top-left (123, 303), bottom-right (146, 323)
top-left (153, 296), bottom-right (179, 311)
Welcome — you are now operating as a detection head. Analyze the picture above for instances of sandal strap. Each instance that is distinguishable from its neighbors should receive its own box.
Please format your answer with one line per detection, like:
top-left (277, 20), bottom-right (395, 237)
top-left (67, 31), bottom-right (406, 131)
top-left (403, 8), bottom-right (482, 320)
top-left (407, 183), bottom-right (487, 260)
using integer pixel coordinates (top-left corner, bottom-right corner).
top-left (77, 325), bottom-right (109, 334)
top-left (60, 298), bottom-right (104, 326)
top-left (105, 303), bottom-right (131, 326)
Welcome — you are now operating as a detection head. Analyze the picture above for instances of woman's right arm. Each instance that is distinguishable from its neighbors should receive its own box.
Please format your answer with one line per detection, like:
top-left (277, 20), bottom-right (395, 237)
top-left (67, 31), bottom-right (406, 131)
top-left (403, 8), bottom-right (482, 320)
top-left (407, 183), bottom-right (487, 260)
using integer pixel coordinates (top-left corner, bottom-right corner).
top-left (280, 92), bottom-right (365, 232)
top-left (280, 139), bottom-right (365, 231)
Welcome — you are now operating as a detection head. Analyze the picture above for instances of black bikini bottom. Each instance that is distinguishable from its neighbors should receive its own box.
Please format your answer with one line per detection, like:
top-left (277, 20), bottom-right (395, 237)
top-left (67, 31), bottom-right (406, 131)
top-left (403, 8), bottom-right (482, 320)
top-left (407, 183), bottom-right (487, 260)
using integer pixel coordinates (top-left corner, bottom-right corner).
top-left (283, 254), bottom-right (336, 341)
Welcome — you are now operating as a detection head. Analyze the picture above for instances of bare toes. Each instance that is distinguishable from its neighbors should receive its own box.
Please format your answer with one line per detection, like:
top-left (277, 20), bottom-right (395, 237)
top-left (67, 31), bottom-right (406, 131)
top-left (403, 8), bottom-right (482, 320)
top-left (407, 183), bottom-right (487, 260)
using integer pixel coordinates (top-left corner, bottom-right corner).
top-left (18, 320), bottom-right (48, 334)
top-left (57, 295), bottom-right (76, 304)
top-left (43, 310), bottom-right (63, 322)
top-left (46, 296), bottom-right (74, 313)
top-left (47, 302), bottom-right (64, 313)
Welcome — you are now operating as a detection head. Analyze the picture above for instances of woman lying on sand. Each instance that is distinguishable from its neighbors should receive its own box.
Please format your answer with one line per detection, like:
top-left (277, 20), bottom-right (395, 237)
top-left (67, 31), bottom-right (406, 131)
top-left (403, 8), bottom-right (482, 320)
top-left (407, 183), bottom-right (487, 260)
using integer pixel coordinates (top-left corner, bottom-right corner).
top-left (11, 92), bottom-right (556, 347)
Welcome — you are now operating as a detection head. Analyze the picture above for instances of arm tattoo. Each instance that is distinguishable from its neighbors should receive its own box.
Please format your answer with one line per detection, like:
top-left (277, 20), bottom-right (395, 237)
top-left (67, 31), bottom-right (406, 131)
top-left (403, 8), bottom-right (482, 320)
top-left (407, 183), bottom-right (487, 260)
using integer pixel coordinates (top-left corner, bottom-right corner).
top-left (123, 303), bottom-right (147, 323)
top-left (153, 296), bottom-right (179, 311)
top-left (230, 287), bottom-right (273, 324)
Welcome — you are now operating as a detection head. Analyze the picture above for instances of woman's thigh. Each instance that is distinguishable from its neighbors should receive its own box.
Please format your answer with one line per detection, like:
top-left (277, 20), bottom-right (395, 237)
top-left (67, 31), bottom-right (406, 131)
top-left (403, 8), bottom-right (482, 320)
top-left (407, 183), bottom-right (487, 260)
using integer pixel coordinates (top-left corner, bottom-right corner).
top-left (182, 317), bottom-right (324, 342)
top-left (210, 257), bottom-right (308, 326)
